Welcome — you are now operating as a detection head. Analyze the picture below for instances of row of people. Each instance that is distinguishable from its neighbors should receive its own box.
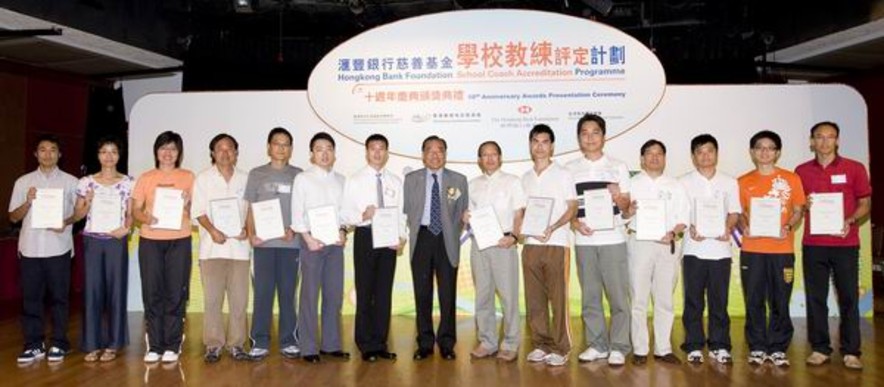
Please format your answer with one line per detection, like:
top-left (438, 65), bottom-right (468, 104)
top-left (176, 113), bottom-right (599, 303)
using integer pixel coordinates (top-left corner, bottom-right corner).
top-left (9, 117), bottom-right (868, 372)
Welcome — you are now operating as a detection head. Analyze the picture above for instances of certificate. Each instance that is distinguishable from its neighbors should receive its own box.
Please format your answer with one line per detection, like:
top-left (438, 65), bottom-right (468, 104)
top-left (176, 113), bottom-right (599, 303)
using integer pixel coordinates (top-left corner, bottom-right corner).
top-left (152, 188), bottom-right (184, 230)
top-left (470, 206), bottom-right (504, 250)
top-left (810, 192), bottom-right (844, 235)
top-left (749, 197), bottom-right (782, 237)
top-left (522, 196), bottom-right (554, 238)
top-left (635, 199), bottom-right (667, 241)
top-left (31, 188), bottom-right (64, 229)
top-left (694, 197), bottom-right (725, 238)
top-left (210, 197), bottom-right (243, 237)
top-left (371, 207), bottom-right (400, 248)
top-left (88, 187), bottom-right (122, 233)
top-left (308, 205), bottom-right (340, 245)
top-left (251, 198), bottom-right (285, 241)
top-left (583, 189), bottom-right (614, 230)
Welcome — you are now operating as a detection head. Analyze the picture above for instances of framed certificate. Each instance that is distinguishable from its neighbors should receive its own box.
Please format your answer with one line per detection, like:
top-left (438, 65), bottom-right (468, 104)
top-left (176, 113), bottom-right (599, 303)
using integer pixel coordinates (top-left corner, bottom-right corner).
top-left (88, 187), bottom-right (122, 233)
top-left (809, 192), bottom-right (844, 235)
top-left (749, 197), bottom-right (782, 238)
top-left (371, 207), bottom-right (400, 248)
top-left (152, 188), bottom-right (184, 230)
top-left (522, 196), bottom-right (554, 238)
top-left (308, 205), bottom-right (340, 245)
top-left (31, 188), bottom-right (64, 229)
top-left (210, 197), bottom-right (243, 237)
top-left (694, 197), bottom-right (725, 238)
top-left (583, 189), bottom-right (614, 230)
top-left (635, 199), bottom-right (667, 241)
top-left (470, 205), bottom-right (505, 250)
top-left (251, 198), bottom-right (285, 241)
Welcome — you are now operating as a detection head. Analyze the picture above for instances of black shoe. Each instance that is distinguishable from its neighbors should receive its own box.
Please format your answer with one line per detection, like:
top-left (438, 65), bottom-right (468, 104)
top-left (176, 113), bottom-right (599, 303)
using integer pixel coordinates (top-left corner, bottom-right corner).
top-left (632, 354), bottom-right (647, 365)
top-left (229, 347), bottom-right (250, 361)
top-left (303, 354), bottom-right (321, 363)
top-left (320, 350), bottom-right (351, 360)
top-left (377, 351), bottom-right (397, 361)
top-left (204, 347), bottom-right (222, 363)
top-left (441, 348), bottom-right (457, 361)
top-left (362, 351), bottom-right (378, 362)
top-left (413, 348), bottom-right (433, 360)
top-left (655, 353), bottom-right (683, 365)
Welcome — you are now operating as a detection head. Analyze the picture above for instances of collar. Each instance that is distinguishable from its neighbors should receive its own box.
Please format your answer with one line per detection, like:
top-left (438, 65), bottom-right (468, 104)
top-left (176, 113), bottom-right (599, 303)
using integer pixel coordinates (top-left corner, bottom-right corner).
top-left (812, 155), bottom-right (842, 169)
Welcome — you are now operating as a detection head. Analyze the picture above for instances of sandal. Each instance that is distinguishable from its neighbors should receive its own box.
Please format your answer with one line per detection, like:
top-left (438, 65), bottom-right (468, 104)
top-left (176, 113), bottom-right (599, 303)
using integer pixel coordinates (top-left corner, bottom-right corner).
top-left (99, 349), bottom-right (117, 362)
top-left (85, 350), bottom-right (101, 362)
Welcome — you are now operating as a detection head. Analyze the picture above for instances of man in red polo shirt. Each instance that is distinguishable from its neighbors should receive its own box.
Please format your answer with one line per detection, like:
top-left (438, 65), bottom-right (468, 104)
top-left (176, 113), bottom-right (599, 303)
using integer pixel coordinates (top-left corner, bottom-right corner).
top-left (795, 121), bottom-right (871, 370)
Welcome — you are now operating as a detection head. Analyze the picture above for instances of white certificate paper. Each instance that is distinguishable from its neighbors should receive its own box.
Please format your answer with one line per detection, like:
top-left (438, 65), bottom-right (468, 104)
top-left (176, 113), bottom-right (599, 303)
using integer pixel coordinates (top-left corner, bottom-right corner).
top-left (371, 207), bottom-right (400, 248)
top-left (583, 189), bottom-right (614, 230)
top-left (252, 198), bottom-right (285, 241)
top-left (635, 199), bottom-right (667, 241)
top-left (749, 197), bottom-right (782, 238)
top-left (152, 188), bottom-right (184, 230)
top-left (308, 205), bottom-right (340, 245)
top-left (31, 188), bottom-right (64, 229)
top-left (88, 187), bottom-right (122, 233)
top-left (522, 196), bottom-right (554, 238)
top-left (210, 197), bottom-right (243, 237)
top-left (810, 192), bottom-right (844, 235)
top-left (470, 206), bottom-right (504, 250)
top-left (694, 197), bottom-right (726, 238)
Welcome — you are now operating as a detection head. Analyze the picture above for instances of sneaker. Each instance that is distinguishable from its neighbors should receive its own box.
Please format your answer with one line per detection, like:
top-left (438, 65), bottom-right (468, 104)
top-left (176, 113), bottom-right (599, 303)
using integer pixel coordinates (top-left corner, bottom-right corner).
top-left (17, 347), bottom-right (46, 363)
top-left (843, 355), bottom-right (863, 370)
top-left (686, 350), bottom-right (704, 364)
top-left (496, 350), bottom-right (518, 362)
top-left (161, 350), bottom-right (179, 363)
top-left (248, 347), bottom-right (269, 361)
top-left (805, 351), bottom-right (830, 366)
top-left (229, 347), bottom-right (250, 361)
top-left (709, 349), bottom-right (732, 364)
top-left (46, 347), bottom-right (66, 362)
top-left (545, 353), bottom-right (567, 367)
top-left (281, 345), bottom-right (301, 359)
top-left (747, 351), bottom-right (766, 365)
top-left (767, 352), bottom-right (789, 367)
top-left (526, 348), bottom-right (549, 363)
top-left (470, 345), bottom-right (497, 359)
top-left (608, 351), bottom-right (626, 366)
top-left (143, 351), bottom-right (161, 363)
top-left (204, 347), bottom-right (222, 363)
top-left (577, 347), bottom-right (608, 363)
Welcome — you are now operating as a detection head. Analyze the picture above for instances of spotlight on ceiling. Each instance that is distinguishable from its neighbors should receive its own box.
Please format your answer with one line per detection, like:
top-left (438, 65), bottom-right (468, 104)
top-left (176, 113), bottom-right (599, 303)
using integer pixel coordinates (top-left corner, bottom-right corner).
top-left (234, 0), bottom-right (254, 13)
top-left (349, 0), bottom-right (365, 15)
top-left (582, 0), bottom-right (613, 17)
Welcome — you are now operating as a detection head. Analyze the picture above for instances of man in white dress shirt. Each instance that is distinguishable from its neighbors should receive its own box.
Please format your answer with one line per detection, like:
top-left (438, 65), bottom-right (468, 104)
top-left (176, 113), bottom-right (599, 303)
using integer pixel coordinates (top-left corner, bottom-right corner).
top-left (621, 139), bottom-right (689, 365)
top-left (464, 141), bottom-right (526, 362)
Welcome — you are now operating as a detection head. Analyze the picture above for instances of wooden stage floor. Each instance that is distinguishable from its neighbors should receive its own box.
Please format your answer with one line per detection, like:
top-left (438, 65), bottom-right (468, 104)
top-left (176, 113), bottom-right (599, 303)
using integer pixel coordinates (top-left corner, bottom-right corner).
top-left (2, 314), bottom-right (880, 386)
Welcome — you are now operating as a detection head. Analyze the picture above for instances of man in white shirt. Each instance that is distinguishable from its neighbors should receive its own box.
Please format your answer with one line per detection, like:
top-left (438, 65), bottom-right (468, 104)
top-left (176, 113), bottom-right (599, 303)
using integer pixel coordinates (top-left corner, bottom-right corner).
top-left (567, 114), bottom-right (632, 366)
top-left (9, 135), bottom-right (79, 364)
top-left (192, 134), bottom-right (251, 363)
top-left (678, 134), bottom-right (740, 364)
top-left (464, 141), bottom-right (526, 362)
top-left (291, 132), bottom-right (349, 363)
top-left (340, 134), bottom-right (406, 362)
top-left (621, 139), bottom-right (689, 365)
top-left (520, 125), bottom-right (577, 367)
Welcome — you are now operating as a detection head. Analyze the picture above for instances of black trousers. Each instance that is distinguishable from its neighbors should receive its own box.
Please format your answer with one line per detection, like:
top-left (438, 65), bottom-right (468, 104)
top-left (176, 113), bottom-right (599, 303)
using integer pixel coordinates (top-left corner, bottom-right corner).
top-left (803, 245), bottom-right (861, 356)
top-left (353, 227), bottom-right (397, 353)
top-left (81, 236), bottom-right (130, 352)
top-left (20, 251), bottom-right (72, 351)
top-left (681, 255), bottom-right (732, 352)
top-left (411, 227), bottom-right (457, 351)
top-left (139, 237), bottom-right (192, 353)
top-left (740, 252), bottom-right (795, 353)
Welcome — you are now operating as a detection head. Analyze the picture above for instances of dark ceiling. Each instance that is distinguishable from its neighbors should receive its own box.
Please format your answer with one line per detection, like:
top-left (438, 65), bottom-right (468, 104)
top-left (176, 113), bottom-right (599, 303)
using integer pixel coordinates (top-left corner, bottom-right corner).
top-left (2, 0), bottom-right (883, 89)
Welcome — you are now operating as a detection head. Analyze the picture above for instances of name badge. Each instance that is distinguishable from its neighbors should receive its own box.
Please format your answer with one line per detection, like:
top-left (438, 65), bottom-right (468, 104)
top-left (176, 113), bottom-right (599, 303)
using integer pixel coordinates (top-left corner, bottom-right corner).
top-left (831, 174), bottom-right (847, 184)
top-left (277, 184), bottom-right (292, 194)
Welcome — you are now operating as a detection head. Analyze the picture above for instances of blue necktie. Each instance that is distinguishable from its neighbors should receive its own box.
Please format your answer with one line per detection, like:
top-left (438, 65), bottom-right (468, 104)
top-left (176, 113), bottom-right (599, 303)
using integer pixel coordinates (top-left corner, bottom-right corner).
top-left (429, 173), bottom-right (442, 236)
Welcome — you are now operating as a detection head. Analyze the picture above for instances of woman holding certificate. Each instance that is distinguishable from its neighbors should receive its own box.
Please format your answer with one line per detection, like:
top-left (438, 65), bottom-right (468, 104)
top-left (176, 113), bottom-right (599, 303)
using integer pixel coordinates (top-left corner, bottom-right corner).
top-left (737, 130), bottom-right (806, 368)
top-left (132, 131), bottom-right (195, 364)
top-left (73, 136), bottom-right (134, 362)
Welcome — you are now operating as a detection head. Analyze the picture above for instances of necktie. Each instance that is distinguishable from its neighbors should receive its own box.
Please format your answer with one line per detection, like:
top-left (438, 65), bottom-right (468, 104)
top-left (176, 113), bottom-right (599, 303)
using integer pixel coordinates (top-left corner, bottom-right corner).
top-left (429, 173), bottom-right (442, 235)
top-left (376, 173), bottom-right (385, 208)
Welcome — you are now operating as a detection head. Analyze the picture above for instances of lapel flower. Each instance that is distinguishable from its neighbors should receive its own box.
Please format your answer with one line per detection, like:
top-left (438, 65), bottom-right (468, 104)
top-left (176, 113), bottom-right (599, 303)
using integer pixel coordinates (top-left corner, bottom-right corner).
top-left (447, 186), bottom-right (461, 201)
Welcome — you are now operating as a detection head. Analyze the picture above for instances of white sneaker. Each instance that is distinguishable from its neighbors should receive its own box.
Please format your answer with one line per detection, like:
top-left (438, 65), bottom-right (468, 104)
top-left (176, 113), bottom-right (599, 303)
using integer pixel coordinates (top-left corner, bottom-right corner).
top-left (608, 351), bottom-right (626, 366)
top-left (143, 351), bottom-right (161, 363)
top-left (709, 349), bottom-right (732, 364)
top-left (748, 350), bottom-right (766, 365)
top-left (545, 353), bottom-right (567, 367)
top-left (526, 348), bottom-right (549, 363)
top-left (686, 350), bottom-right (704, 364)
top-left (767, 351), bottom-right (789, 367)
top-left (280, 345), bottom-right (301, 359)
top-left (161, 351), bottom-right (179, 363)
top-left (577, 347), bottom-right (609, 363)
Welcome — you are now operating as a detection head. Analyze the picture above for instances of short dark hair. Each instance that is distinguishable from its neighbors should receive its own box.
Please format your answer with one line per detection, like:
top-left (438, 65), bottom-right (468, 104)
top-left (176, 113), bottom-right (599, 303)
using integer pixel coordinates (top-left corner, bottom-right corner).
top-left (209, 133), bottom-right (239, 164)
top-left (96, 135), bottom-right (122, 154)
top-left (310, 132), bottom-right (336, 150)
top-left (529, 124), bottom-right (555, 143)
top-left (422, 135), bottom-right (447, 152)
top-left (477, 141), bottom-right (502, 157)
top-left (810, 121), bottom-right (840, 137)
top-left (267, 127), bottom-right (292, 145)
top-left (690, 134), bottom-right (718, 153)
top-left (577, 113), bottom-right (606, 136)
top-left (153, 131), bottom-right (183, 168)
top-left (640, 139), bottom-right (666, 156)
top-left (750, 130), bottom-right (782, 151)
top-left (365, 133), bottom-right (389, 149)
top-left (35, 134), bottom-right (61, 150)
